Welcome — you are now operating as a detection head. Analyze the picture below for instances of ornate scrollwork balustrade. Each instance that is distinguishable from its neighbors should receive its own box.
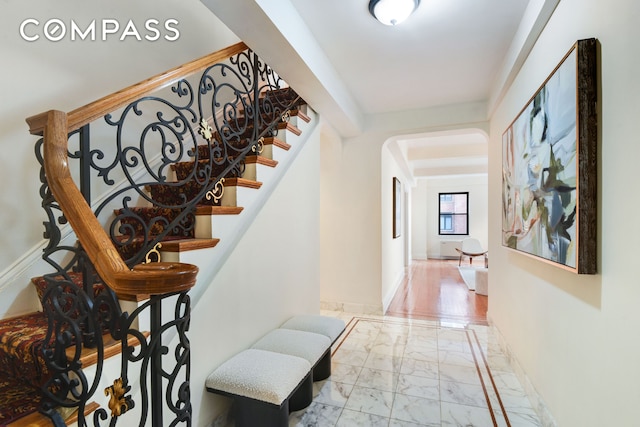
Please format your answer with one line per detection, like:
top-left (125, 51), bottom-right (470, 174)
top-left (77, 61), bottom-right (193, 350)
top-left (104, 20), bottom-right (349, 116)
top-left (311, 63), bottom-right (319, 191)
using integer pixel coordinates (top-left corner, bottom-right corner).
top-left (26, 42), bottom-right (303, 427)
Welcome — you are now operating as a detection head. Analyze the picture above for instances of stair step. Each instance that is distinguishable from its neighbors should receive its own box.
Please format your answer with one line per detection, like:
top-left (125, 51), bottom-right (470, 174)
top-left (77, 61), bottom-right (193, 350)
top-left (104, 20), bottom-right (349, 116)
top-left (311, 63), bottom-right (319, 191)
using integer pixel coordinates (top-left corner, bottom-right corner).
top-left (7, 401), bottom-right (100, 427)
top-left (245, 155), bottom-right (278, 168)
top-left (160, 238), bottom-right (220, 253)
top-left (171, 158), bottom-right (241, 180)
top-left (0, 376), bottom-right (41, 425)
top-left (263, 136), bottom-right (291, 151)
top-left (224, 177), bottom-right (262, 190)
top-left (0, 312), bottom-right (50, 388)
top-left (195, 206), bottom-right (244, 215)
top-left (212, 121), bottom-right (302, 147)
top-left (67, 332), bottom-right (150, 367)
top-left (0, 310), bottom-right (105, 425)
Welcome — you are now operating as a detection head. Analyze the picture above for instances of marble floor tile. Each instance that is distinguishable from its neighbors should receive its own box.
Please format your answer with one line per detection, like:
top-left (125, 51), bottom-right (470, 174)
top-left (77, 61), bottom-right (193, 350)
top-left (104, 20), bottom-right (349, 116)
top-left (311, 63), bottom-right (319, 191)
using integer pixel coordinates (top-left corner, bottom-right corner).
top-left (289, 401), bottom-right (342, 427)
top-left (363, 352), bottom-right (403, 373)
top-left (404, 338), bottom-right (439, 353)
top-left (399, 358), bottom-right (440, 380)
top-left (440, 401), bottom-right (494, 427)
top-left (403, 348), bottom-right (440, 363)
top-left (335, 408), bottom-right (389, 427)
top-left (440, 380), bottom-right (490, 408)
top-left (438, 349), bottom-right (476, 368)
top-left (391, 393), bottom-right (441, 425)
top-left (333, 348), bottom-right (368, 367)
top-left (313, 380), bottom-right (353, 407)
top-left (389, 419), bottom-right (429, 427)
top-left (330, 362), bottom-right (362, 385)
top-left (337, 336), bottom-right (374, 353)
top-left (285, 314), bottom-right (543, 427)
top-left (355, 367), bottom-right (399, 392)
top-left (343, 385), bottom-right (394, 417)
top-left (370, 341), bottom-right (406, 357)
top-left (439, 363), bottom-right (483, 385)
top-left (498, 410), bottom-right (542, 427)
top-left (396, 373), bottom-right (440, 401)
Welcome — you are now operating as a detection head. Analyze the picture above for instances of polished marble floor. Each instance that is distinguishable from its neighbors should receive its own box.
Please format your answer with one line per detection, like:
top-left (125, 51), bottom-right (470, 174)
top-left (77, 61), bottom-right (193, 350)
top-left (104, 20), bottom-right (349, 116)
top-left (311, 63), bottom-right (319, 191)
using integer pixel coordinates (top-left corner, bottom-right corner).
top-left (289, 312), bottom-right (542, 427)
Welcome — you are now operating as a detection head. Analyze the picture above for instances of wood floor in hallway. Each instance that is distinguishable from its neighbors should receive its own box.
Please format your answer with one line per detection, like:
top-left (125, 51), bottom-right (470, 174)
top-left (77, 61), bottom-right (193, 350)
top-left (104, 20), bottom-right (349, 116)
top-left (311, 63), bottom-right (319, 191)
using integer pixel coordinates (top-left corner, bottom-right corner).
top-left (385, 259), bottom-right (488, 325)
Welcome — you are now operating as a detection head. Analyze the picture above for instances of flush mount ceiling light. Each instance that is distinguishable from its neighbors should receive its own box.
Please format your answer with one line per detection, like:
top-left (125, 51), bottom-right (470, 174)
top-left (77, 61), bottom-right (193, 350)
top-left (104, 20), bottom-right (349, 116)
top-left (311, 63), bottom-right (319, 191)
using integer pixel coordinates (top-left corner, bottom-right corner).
top-left (369, 0), bottom-right (420, 26)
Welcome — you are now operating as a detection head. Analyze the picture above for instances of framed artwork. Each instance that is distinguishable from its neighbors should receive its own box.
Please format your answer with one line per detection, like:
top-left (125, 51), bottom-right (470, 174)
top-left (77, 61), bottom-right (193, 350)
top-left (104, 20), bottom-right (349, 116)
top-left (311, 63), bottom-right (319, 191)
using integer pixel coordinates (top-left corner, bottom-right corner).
top-left (502, 38), bottom-right (597, 274)
top-left (393, 177), bottom-right (401, 238)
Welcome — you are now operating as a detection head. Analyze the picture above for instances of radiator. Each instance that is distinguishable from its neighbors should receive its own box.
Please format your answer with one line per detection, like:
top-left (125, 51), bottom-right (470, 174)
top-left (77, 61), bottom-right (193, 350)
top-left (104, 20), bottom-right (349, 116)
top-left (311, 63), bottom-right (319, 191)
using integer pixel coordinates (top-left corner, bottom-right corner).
top-left (440, 240), bottom-right (462, 258)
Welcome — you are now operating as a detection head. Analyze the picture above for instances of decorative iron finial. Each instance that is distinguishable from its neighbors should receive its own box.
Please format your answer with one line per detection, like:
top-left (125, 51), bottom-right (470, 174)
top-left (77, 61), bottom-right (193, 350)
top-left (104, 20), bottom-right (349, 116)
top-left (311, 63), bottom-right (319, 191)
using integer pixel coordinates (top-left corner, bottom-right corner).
top-left (105, 378), bottom-right (134, 417)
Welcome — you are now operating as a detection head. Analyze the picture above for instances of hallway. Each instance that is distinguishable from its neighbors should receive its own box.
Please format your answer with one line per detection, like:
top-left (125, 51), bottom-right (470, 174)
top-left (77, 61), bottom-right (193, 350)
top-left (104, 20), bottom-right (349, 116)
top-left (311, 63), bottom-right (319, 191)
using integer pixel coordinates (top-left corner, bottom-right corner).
top-left (286, 260), bottom-right (542, 426)
top-left (386, 259), bottom-right (488, 326)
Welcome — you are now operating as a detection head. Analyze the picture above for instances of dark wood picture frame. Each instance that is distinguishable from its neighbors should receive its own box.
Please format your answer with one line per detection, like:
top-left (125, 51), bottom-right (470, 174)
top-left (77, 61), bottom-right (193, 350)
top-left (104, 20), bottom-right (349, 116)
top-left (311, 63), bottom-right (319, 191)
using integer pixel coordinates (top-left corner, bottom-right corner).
top-left (501, 38), bottom-right (597, 274)
top-left (393, 177), bottom-right (401, 239)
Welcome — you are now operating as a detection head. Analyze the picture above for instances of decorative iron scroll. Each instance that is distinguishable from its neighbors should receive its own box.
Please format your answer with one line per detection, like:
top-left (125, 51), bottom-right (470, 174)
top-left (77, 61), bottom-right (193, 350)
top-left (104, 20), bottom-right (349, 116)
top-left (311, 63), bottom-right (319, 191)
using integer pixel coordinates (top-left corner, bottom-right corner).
top-left (34, 46), bottom-right (304, 426)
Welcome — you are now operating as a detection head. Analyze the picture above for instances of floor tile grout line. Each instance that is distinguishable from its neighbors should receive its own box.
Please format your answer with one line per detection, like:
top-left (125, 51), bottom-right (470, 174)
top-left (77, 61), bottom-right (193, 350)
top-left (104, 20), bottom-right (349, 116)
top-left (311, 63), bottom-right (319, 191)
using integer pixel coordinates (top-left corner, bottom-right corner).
top-left (333, 314), bottom-right (527, 426)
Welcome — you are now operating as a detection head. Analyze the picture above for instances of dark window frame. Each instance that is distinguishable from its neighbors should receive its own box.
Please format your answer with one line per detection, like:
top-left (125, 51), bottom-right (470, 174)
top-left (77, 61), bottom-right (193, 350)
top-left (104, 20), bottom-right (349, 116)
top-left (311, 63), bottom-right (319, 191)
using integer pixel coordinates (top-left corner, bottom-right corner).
top-left (438, 192), bottom-right (469, 236)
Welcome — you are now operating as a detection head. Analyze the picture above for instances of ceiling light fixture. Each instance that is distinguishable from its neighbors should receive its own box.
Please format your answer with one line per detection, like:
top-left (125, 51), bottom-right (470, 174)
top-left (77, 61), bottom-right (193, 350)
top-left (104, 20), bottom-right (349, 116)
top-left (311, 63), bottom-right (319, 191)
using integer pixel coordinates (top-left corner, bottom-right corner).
top-left (369, 0), bottom-right (420, 26)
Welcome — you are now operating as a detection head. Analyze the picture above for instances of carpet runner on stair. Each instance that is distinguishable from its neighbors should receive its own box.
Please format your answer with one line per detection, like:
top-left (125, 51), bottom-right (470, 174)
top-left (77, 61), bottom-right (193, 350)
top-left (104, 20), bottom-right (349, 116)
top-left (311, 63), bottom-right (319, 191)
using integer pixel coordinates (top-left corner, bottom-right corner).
top-left (0, 312), bottom-right (50, 425)
top-left (0, 87), bottom-right (309, 423)
top-left (109, 90), bottom-right (307, 263)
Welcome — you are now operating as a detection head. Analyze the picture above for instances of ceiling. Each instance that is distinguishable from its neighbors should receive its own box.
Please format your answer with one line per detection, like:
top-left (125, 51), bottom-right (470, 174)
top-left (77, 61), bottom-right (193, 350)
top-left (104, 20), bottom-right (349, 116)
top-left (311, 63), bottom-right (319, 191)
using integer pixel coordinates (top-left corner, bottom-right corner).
top-left (201, 0), bottom-right (559, 178)
top-left (289, 0), bottom-right (529, 115)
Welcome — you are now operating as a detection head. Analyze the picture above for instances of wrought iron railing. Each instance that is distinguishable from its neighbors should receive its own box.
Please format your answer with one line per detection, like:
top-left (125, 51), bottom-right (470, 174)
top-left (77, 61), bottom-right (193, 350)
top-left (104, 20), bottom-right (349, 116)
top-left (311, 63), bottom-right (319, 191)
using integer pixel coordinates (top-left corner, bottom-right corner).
top-left (27, 42), bottom-right (305, 426)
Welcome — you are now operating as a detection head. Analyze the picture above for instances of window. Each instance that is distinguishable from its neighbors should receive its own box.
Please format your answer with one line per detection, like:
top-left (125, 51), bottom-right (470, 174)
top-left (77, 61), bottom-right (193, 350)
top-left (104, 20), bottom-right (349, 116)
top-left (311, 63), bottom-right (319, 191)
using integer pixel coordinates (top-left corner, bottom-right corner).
top-left (438, 192), bottom-right (468, 235)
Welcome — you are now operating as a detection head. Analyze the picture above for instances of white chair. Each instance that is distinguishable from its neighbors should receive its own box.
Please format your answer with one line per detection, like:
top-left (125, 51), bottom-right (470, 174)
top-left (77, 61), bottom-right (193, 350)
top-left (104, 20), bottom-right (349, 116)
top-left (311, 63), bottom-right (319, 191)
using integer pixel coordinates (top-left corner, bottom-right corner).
top-left (456, 238), bottom-right (488, 268)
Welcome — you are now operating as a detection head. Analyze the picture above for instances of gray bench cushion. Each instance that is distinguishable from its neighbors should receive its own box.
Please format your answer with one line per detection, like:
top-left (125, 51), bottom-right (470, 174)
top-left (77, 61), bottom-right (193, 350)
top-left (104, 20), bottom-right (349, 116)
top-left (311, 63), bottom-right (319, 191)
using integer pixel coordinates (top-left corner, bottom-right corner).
top-left (205, 349), bottom-right (310, 406)
top-left (280, 315), bottom-right (345, 343)
top-left (251, 329), bottom-right (330, 366)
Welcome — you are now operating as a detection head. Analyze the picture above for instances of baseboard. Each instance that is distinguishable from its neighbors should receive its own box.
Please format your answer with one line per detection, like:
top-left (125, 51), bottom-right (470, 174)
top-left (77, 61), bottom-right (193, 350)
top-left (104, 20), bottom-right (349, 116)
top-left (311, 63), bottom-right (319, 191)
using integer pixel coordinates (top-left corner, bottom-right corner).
top-left (382, 269), bottom-right (405, 313)
top-left (487, 312), bottom-right (557, 427)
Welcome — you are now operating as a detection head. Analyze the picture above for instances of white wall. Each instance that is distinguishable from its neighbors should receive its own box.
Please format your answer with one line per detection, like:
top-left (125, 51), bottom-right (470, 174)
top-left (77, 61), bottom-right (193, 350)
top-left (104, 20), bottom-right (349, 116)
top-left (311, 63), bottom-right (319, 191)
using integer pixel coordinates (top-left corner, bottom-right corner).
top-left (411, 180), bottom-right (429, 260)
top-left (381, 143), bottom-right (412, 312)
top-left (488, 0), bottom-right (640, 425)
top-left (424, 175), bottom-right (488, 258)
top-left (190, 123), bottom-right (321, 426)
top-left (0, 0), bottom-right (240, 317)
top-left (319, 105), bottom-right (489, 313)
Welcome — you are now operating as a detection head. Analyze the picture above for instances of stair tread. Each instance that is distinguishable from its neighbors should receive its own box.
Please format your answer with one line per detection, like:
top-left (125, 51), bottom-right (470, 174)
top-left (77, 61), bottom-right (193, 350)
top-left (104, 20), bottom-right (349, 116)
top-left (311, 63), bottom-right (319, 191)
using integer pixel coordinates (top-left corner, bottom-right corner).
top-left (195, 206), bottom-right (244, 215)
top-left (263, 137), bottom-right (291, 151)
top-left (67, 332), bottom-right (150, 367)
top-left (245, 155), bottom-right (278, 167)
top-left (224, 177), bottom-right (263, 189)
top-left (6, 401), bottom-right (100, 427)
top-left (0, 312), bottom-right (50, 388)
top-left (160, 237), bottom-right (220, 252)
top-left (291, 109), bottom-right (311, 123)
top-left (0, 375), bottom-right (41, 425)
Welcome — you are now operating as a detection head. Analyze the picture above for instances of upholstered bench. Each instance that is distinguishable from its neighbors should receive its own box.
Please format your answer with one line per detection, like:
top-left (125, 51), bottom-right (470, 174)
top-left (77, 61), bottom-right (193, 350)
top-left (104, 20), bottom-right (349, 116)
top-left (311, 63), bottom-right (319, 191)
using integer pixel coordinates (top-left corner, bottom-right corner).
top-left (251, 328), bottom-right (332, 381)
top-left (279, 314), bottom-right (346, 344)
top-left (205, 349), bottom-right (312, 427)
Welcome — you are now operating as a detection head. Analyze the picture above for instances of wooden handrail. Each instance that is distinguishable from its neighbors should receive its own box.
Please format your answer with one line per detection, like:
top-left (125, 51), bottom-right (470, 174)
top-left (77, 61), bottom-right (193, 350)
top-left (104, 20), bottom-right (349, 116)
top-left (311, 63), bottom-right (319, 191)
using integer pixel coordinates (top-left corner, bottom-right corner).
top-left (26, 41), bottom-right (248, 136)
top-left (41, 110), bottom-right (198, 296)
top-left (24, 43), bottom-right (256, 295)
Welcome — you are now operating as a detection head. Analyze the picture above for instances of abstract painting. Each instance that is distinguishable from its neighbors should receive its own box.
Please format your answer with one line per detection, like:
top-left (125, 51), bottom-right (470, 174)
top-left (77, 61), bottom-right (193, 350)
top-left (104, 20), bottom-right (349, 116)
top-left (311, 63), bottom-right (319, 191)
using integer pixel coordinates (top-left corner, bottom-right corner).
top-left (502, 39), bottom-right (597, 274)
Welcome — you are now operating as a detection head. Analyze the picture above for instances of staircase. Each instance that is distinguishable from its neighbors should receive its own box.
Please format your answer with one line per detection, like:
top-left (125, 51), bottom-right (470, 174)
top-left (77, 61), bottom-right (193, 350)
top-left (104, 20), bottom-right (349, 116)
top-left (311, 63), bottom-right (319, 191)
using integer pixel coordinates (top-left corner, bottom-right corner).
top-left (0, 43), bottom-right (316, 426)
